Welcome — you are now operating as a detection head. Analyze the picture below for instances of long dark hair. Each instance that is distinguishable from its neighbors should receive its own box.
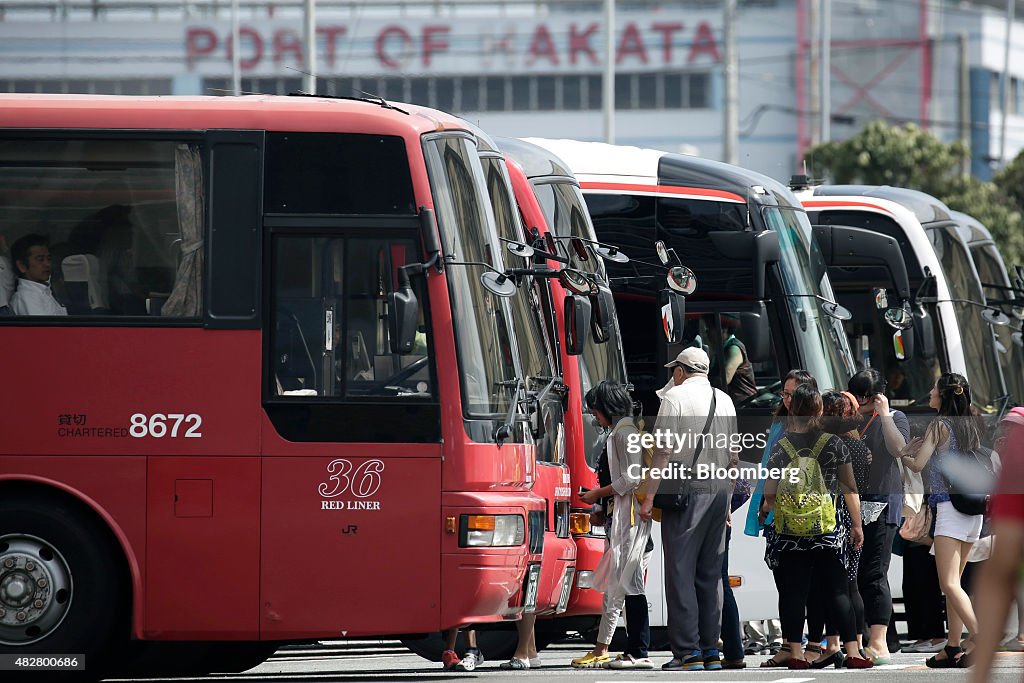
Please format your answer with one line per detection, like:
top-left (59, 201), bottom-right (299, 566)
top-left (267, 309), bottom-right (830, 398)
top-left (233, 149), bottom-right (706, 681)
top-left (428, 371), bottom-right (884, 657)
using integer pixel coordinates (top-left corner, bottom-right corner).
top-left (821, 390), bottom-right (860, 436)
top-left (934, 372), bottom-right (980, 452)
top-left (787, 383), bottom-right (823, 431)
top-left (775, 369), bottom-right (818, 417)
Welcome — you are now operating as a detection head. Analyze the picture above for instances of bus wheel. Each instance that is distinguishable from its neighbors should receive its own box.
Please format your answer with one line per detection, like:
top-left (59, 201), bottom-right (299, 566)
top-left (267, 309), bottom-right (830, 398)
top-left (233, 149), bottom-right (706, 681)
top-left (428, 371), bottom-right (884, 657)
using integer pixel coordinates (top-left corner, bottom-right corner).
top-left (401, 629), bottom-right (518, 663)
top-left (0, 496), bottom-right (125, 672)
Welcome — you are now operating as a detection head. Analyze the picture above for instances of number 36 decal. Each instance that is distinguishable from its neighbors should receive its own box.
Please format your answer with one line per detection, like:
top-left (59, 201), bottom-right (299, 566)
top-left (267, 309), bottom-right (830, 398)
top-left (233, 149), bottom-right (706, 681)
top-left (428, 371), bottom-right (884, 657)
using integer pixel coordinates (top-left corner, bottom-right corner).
top-left (319, 459), bottom-right (385, 499)
top-left (129, 413), bottom-right (203, 438)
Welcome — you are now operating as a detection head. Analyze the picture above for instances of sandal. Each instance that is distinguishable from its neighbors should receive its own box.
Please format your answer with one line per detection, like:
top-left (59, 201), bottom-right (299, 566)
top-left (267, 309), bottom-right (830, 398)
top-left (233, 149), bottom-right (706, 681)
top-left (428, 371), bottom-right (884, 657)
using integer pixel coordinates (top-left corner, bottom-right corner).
top-left (925, 645), bottom-right (963, 669)
top-left (760, 654), bottom-right (790, 668)
top-left (863, 646), bottom-right (893, 665)
top-left (571, 652), bottom-right (612, 668)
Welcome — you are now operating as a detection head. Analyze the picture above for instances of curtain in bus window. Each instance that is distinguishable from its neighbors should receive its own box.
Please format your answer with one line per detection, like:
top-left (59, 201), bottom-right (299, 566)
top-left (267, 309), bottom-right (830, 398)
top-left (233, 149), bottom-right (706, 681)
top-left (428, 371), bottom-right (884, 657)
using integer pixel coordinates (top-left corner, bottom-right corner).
top-left (163, 144), bottom-right (204, 317)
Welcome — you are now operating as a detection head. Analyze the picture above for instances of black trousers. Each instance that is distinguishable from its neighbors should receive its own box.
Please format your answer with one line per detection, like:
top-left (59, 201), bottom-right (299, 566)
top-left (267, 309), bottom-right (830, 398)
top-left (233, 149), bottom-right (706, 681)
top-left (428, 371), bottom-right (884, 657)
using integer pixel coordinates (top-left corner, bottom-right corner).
top-left (774, 549), bottom-right (857, 644)
top-left (806, 573), bottom-right (864, 642)
top-left (902, 543), bottom-right (946, 640)
top-left (624, 594), bottom-right (650, 658)
top-left (857, 519), bottom-right (898, 627)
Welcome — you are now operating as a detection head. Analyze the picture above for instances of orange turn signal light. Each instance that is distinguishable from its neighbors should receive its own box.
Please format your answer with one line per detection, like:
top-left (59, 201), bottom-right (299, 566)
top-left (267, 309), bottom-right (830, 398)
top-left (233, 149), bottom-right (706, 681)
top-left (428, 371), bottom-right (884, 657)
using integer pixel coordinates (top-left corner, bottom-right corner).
top-left (465, 515), bottom-right (497, 531)
top-left (446, 516), bottom-right (457, 534)
top-left (728, 575), bottom-right (743, 588)
top-left (569, 512), bottom-right (591, 535)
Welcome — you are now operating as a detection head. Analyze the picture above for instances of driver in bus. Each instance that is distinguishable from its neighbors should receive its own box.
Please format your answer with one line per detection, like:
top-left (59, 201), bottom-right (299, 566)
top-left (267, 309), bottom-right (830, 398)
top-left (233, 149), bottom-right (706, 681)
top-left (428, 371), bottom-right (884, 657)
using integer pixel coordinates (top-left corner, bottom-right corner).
top-left (8, 233), bottom-right (67, 316)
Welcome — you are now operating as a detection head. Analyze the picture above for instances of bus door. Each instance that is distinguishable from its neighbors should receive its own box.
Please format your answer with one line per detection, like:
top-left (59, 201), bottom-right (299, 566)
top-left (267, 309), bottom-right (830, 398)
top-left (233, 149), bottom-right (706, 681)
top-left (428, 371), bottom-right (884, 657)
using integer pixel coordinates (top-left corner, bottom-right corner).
top-left (258, 132), bottom-right (443, 638)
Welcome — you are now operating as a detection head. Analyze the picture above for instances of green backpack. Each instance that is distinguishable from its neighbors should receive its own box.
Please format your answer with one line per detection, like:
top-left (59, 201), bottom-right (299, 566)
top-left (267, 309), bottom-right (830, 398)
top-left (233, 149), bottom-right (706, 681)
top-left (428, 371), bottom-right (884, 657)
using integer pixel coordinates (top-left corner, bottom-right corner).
top-left (774, 433), bottom-right (837, 537)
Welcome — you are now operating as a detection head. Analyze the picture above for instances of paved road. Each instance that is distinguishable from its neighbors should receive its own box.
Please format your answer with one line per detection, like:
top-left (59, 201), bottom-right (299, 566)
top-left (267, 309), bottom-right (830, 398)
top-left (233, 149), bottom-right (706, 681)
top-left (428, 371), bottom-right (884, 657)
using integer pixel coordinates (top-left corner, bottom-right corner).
top-left (108, 639), bottom-right (1024, 682)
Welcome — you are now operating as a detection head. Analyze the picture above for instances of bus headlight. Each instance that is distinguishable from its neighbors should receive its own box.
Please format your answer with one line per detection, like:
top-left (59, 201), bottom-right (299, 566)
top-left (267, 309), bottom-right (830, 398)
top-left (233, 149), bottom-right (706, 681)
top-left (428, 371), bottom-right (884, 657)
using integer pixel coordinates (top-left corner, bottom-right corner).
top-left (459, 514), bottom-right (525, 547)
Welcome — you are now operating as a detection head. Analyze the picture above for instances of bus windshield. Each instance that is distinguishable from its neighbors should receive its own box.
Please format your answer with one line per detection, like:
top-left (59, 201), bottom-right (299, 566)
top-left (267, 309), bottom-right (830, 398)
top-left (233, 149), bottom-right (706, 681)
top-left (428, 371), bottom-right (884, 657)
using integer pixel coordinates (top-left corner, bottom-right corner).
top-left (765, 206), bottom-right (857, 391)
top-left (931, 228), bottom-right (1006, 412)
top-left (533, 180), bottom-right (625, 388)
top-left (423, 134), bottom-right (518, 416)
top-left (971, 243), bottom-right (1024, 406)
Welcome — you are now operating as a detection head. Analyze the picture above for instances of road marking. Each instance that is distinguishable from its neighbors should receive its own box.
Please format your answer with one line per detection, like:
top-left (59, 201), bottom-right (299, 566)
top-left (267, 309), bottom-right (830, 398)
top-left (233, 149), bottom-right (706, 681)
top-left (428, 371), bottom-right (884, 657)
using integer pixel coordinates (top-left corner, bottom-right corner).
top-left (773, 678), bottom-right (817, 682)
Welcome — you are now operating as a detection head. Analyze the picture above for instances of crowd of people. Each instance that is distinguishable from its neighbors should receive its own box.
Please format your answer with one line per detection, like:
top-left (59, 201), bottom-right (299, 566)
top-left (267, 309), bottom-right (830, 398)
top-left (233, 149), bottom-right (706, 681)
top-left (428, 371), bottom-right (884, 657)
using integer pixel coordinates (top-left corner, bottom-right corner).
top-left (440, 346), bottom-right (1024, 674)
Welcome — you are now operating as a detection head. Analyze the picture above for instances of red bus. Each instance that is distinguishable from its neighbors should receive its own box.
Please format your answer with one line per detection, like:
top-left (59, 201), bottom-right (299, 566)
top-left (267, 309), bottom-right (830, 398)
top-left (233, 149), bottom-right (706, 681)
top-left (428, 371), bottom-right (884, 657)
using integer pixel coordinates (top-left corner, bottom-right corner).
top-left (0, 94), bottom-right (547, 678)
top-left (499, 137), bottom-right (634, 643)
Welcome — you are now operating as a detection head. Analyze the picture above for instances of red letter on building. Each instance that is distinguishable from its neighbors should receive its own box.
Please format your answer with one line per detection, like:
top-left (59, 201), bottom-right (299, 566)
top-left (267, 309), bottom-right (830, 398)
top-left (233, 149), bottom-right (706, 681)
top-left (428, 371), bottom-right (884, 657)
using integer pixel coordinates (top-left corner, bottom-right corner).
top-left (226, 28), bottom-right (264, 71)
top-left (422, 25), bottom-right (450, 67)
top-left (527, 24), bottom-right (559, 66)
top-left (376, 26), bottom-right (412, 69)
top-left (651, 22), bottom-right (683, 64)
top-left (317, 26), bottom-right (347, 69)
top-left (616, 23), bottom-right (649, 65)
top-left (274, 29), bottom-right (304, 67)
top-left (688, 21), bottom-right (721, 63)
top-left (569, 23), bottom-right (599, 66)
top-left (186, 28), bottom-right (217, 69)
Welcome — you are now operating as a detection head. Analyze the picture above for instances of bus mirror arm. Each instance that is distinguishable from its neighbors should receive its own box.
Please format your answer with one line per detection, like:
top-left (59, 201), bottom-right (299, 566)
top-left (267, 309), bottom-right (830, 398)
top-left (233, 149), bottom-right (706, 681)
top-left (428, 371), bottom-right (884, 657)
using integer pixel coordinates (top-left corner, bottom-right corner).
top-left (418, 207), bottom-right (442, 271)
top-left (494, 378), bottom-right (525, 446)
top-left (752, 232), bottom-right (780, 300)
top-left (812, 224), bottom-right (912, 301)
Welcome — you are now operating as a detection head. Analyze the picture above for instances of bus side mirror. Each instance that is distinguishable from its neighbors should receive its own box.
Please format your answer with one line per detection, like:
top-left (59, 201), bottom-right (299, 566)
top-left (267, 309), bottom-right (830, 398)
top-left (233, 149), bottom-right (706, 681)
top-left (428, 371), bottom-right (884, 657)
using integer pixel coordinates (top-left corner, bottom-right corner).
top-left (564, 294), bottom-right (591, 356)
top-left (387, 276), bottom-right (419, 354)
top-left (913, 306), bottom-right (937, 360)
top-left (590, 284), bottom-right (615, 344)
top-left (753, 231), bottom-right (781, 300)
top-left (660, 290), bottom-right (686, 344)
top-left (740, 302), bottom-right (771, 362)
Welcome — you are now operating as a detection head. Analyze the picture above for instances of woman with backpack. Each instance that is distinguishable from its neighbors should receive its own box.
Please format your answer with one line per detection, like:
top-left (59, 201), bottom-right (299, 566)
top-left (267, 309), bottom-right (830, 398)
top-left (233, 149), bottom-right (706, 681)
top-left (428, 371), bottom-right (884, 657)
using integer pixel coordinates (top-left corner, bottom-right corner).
top-left (759, 384), bottom-right (870, 670)
top-left (803, 391), bottom-right (871, 667)
top-left (574, 381), bottom-right (654, 670)
top-left (900, 373), bottom-right (986, 668)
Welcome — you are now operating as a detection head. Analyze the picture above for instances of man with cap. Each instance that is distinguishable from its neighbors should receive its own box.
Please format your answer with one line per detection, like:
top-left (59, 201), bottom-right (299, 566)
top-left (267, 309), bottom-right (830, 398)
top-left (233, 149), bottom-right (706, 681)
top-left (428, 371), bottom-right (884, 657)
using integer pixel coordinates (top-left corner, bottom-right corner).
top-left (640, 347), bottom-right (737, 671)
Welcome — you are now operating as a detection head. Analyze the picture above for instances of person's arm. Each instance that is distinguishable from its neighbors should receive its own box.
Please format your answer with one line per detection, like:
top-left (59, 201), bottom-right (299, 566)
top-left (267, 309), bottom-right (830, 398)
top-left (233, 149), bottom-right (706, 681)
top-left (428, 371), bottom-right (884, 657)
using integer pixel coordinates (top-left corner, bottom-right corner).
top-left (838, 461), bottom-right (864, 549)
top-left (608, 427), bottom-right (643, 496)
top-left (969, 517), bottom-right (1024, 683)
top-left (758, 442), bottom-right (784, 521)
top-left (901, 421), bottom-right (945, 473)
top-left (873, 395), bottom-right (908, 457)
top-left (724, 343), bottom-right (742, 385)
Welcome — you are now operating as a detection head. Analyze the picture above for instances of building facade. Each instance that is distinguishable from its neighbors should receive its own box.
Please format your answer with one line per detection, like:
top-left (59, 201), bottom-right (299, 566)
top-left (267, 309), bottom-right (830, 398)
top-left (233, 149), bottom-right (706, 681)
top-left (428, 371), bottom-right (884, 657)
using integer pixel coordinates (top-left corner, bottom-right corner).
top-left (1, 0), bottom-right (1022, 180)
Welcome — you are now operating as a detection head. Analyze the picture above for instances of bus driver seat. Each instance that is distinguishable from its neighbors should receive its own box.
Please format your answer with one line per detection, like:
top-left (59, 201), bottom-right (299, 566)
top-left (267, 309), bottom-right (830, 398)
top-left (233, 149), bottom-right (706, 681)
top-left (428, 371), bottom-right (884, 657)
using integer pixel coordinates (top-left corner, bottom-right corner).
top-left (61, 254), bottom-right (109, 314)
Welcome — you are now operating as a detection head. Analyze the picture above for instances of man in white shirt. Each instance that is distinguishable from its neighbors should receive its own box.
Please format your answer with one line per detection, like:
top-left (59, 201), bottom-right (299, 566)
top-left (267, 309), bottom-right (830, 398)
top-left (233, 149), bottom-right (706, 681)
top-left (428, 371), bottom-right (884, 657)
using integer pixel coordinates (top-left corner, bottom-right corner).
top-left (9, 234), bottom-right (67, 316)
top-left (640, 346), bottom-right (737, 671)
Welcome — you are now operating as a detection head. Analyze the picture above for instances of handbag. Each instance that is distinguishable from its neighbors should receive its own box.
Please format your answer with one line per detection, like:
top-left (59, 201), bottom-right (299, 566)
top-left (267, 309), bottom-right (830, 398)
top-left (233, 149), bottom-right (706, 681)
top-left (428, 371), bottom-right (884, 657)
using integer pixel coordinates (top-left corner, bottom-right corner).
top-left (899, 503), bottom-right (933, 545)
top-left (653, 389), bottom-right (717, 512)
top-left (947, 447), bottom-right (994, 517)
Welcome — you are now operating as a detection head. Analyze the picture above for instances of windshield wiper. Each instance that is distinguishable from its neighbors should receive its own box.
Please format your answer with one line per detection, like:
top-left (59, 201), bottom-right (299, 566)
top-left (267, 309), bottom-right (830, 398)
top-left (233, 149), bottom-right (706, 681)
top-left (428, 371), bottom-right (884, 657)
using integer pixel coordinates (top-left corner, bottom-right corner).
top-left (784, 293), bottom-right (852, 321)
top-left (494, 379), bottom-right (525, 446)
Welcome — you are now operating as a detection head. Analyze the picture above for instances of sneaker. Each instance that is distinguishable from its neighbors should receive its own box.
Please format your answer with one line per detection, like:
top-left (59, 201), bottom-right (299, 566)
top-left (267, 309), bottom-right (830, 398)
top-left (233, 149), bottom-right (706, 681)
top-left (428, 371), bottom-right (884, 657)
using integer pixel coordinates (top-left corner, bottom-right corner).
top-left (703, 649), bottom-right (723, 670)
top-left (571, 652), bottom-right (612, 668)
top-left (456, 649), bottom-right (483, 672)
top-left (498, 657), bottom-right (529, 670)
top-left (917, 640), bottom-right (947, 653)
top-left (442, 650), bottom-right (460, 671)
top-left (664, 653), bottom-right (705, 671)
top-left (529, 656), bottom-right (542, 668)
top-left (744, 641), bottom-right (766, 656)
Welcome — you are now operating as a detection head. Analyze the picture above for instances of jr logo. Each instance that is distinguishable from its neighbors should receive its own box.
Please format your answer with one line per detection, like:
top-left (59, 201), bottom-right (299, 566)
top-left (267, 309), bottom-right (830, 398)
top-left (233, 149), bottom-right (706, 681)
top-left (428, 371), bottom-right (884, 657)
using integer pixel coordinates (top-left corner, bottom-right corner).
top-left (341, 525), bottom-right (358, 535)
top-left (318, 459), bottom-right (385, 499)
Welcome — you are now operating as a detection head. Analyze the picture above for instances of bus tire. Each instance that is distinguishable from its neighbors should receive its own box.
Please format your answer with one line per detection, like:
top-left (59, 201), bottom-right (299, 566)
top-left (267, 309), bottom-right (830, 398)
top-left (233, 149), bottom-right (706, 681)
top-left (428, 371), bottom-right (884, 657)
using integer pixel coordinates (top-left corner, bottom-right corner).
top-left (401, 628), bottom-right (518, 663)
top-left (0, 492), bottom-right (127, 679)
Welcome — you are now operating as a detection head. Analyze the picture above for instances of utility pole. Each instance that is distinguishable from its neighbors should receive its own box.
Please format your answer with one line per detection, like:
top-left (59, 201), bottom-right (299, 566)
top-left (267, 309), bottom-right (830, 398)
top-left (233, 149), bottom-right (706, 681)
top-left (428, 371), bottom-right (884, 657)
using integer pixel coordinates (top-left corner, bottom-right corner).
top-left (820, 0), bottom-right (832, 143)
top-left (959, 31), bottom-right (971, 176)
top-left (723, 0), bottom-right (738, 164)
top-left (603, 0), bottom-right (615, 143)
top-left (808, 0), bottom-right (820, 147)
top-left (304, 0), bottom-right (317, 94)
top-left (1000, 0), bottom-right (1015, 164)
top-left (231, 0), bottom-right (240, 95)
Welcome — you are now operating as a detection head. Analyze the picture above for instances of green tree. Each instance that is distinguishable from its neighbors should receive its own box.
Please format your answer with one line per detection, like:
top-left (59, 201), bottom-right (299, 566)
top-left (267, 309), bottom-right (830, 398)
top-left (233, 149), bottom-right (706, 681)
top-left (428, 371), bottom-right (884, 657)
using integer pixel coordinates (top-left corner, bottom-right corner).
top-left (805, 120), bottom-right (1024, 267)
